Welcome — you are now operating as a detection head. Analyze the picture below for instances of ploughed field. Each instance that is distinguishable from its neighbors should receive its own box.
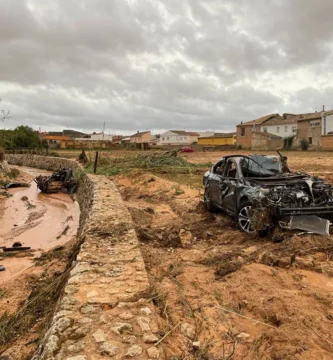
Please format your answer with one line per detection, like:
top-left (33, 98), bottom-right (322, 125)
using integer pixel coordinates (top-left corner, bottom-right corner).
top-left (107, 150), bottom-right (333, 360)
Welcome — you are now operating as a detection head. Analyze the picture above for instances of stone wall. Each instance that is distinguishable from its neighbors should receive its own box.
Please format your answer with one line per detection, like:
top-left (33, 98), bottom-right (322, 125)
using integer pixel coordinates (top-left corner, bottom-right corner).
top-left (6, 154), bottom-right (164, 360)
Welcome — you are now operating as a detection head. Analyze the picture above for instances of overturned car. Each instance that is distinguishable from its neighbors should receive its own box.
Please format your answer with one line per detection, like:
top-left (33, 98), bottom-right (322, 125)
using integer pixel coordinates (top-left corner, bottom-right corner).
top-left (34, 168), bottom-right (77, 194)
top-left (203, 154), bottom-right (333, 234)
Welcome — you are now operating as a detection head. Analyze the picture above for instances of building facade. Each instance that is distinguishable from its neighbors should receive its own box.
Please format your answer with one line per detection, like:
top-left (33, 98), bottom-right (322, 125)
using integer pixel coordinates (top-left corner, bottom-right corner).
top-left (159, 131), bottom-right (200, 145)
top-left (198, 133), bottom-right (236, 146)
top-left (129, 131), bottom-right (151, 144)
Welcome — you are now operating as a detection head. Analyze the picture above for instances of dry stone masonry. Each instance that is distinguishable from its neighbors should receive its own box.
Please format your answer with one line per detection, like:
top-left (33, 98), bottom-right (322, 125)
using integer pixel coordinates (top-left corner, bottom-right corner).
top-left (6, 155), bottom-right (164, 360)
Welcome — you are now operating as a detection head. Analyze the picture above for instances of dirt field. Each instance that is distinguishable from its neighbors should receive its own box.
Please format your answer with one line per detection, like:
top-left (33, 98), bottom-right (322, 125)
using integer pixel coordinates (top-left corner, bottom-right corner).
top-left (111, 150), bottom-right (333, 360)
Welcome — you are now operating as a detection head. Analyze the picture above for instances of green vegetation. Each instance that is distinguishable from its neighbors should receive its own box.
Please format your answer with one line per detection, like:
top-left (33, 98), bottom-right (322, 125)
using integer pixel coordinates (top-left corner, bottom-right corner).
top-left (300, 138), bottom-right (309, 151)
top-left (283, 135), bottom-right (295, 150)
top-left (85, 151), bottom-right (212, 177)
top-left (0, 126), bottom-right (43, 149)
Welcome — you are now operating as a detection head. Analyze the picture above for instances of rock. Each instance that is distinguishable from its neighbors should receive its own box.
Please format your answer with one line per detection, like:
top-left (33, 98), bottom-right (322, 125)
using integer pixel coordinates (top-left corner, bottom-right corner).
top-left (53, 317), bottom-right (74, 334)
top-left (278, 257), bottom-right (292, 268)
top-left (179, 229), bottom-right (192, 247)
top-left (140, 307), bottom-right (152, 315)
top-left (295, 257), bottom-right (314, 269)
top-left (92, 329), bottom-right (105, 343)
top-left (236, 332), bottom-right (250, 340)
top-left (137, 317), bottom-right (151, 332)
top-left (66, 356), bottom-right (87, 360)
top-left (80, 305), bottom-right (96, 314)
top-left (44, 335), bottom-right (60, 356)
top-left (147, 346), bottom-right (160, 359)
top-left (122, 335), bottom-right (137, 344)
top-left (99, 342), bottom-right (119, 356)
top-left (180, 323), bottom-right (196, 340)
top-left (125, 345), bottom-right (143, 357)
top-left (67, 342), bottom-right (85, 354)
top-left (69, 326), bottom-right (90, 340)
top-left (77, 317), bottom-right (93, 325)
top-left (205, 231), bottom-right (213, 238)
top-left (111, 322), bottom-right (133, 335)
top-left (143, 332), bottom-right (159, 343)
top-left (192, 341), bottom-right (200, 349)
top-left (100, 314), bottom-right (113, 324)
top-left (119, 312), bottom-right (134, 320)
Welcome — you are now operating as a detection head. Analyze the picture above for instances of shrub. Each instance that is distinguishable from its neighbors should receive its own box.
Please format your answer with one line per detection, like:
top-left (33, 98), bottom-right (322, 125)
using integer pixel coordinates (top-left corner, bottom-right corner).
top-left (300, 138), bottom-right (309, 151)
top-left (283, 135), bottom-right (295, 150)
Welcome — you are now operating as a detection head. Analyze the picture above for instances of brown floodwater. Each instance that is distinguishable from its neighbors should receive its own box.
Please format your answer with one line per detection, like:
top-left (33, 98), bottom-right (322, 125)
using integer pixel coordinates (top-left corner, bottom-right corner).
top-left (0, 167), bottom-right (80, 283)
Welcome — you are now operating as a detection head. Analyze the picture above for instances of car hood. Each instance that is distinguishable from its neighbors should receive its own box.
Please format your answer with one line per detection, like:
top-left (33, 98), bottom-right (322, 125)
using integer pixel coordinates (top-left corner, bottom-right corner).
top-left (245, 173), bottom-right (312, 187)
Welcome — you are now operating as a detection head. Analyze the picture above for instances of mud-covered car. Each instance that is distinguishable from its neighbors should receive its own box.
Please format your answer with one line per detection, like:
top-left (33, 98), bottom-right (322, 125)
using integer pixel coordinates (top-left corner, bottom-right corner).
top-left (203, 154), bottom-right (333, 234)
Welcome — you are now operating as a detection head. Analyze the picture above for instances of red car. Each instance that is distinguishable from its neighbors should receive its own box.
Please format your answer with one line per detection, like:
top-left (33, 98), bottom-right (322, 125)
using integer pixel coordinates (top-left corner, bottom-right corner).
top-left (180, 146), bottom-right (195, 153)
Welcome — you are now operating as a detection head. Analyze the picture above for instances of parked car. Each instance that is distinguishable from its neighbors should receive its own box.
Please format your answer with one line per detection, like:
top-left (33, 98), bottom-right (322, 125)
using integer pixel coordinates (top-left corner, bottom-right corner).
top-left (180, 147), bottom-right (195, 153)
top-left (203, 154), bottom-right (333, 233)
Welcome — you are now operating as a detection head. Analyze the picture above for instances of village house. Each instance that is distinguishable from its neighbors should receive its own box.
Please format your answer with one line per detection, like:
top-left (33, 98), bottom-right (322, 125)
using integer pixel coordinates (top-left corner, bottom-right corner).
top-left (292, 110), bottom-right (333, 148)
top-left (129, 131), bottom-right (151, 144)
top-left (159, 130), bottom-right (200, 145)
top-left (41, 135), bottom-right (72, 148)
top-left (261, 114), bottom-right (297, 137)
top-left (198, 132), bottom-right (236, 146)
top-left (236, 114), bottom-right (282, 149)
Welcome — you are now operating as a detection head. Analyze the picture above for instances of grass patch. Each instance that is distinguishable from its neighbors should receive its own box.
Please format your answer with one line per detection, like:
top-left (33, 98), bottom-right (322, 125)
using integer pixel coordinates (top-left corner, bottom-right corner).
top-left (0, 289), bottom-right (7, 298)
top-left (85, 152), bottom-right (213, 177)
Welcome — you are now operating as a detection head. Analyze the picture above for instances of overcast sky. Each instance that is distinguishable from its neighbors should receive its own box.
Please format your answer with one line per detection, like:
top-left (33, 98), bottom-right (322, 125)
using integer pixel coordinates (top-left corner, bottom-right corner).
top-left (1, 0), bottom-right (333, 135)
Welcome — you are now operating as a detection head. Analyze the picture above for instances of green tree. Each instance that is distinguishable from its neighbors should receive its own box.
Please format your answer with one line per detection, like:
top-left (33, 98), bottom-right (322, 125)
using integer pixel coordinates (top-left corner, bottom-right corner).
top-left (12, 126), bottom-right (41, 148)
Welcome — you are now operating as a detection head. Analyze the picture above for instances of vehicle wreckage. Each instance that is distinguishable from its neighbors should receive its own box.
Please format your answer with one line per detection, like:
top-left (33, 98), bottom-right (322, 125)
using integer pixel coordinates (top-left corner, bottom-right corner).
top-left (34, 168), bottom-right (77, 194)
top-left (203, 152), bottom-right (333, 235)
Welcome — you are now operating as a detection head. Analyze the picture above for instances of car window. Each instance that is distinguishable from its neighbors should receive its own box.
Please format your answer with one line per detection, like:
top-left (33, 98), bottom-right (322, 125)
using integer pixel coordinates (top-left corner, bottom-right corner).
top-left (224, 160), bottom-right (237, 178)
top-left (213, 160), bottom-right (225, 175)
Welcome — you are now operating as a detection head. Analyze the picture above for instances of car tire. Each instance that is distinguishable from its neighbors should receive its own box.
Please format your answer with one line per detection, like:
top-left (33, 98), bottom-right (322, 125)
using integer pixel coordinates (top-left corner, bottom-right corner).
top-left (237, 201), bottom-right (255, 233)
top-left (204, 186), bottom-right (216, 212)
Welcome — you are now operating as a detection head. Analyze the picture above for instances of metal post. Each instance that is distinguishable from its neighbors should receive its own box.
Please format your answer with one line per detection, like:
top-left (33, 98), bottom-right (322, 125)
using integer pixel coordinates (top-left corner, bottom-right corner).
top-left (93, 151), bottom-right (99, 174)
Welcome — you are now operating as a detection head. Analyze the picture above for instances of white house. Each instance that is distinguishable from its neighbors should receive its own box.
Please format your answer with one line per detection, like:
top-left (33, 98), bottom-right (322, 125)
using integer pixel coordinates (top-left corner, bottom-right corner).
top-left (261, 114), bottom-right (297, 138)
top-left (159, 130), bottom-right (200, 145)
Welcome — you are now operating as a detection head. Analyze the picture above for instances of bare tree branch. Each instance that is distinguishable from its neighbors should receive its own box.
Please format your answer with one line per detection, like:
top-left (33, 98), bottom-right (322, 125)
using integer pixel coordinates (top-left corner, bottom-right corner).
top-left (0, 98), bottom-right (11, 122)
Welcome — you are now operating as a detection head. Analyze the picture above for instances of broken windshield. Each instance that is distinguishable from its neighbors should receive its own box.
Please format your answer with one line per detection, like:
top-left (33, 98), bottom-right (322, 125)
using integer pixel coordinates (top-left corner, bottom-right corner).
top-left (241, 155), bottom-right (282, 177)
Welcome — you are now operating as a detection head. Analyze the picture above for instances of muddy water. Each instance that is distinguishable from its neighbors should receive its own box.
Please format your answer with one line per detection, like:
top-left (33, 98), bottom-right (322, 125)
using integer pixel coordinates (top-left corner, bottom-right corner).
top-left (0, 166), bottom-right (80, 283)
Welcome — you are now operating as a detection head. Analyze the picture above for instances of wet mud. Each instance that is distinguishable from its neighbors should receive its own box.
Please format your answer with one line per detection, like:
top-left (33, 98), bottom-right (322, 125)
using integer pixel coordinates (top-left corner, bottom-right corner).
top-left (0, 166), bottom-right (79, 283)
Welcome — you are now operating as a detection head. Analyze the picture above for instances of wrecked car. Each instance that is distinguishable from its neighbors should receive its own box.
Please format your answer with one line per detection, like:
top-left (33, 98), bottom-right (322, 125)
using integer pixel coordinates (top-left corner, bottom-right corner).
top-left (203, 154), bottom-right (333, 234)
top-left (34, 168), bottom-right (77, 194)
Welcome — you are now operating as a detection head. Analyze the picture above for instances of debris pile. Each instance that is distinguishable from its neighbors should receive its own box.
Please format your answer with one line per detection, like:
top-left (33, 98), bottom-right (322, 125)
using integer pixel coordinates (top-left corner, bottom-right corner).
top-left (34, 168), bottom-right (77, 194)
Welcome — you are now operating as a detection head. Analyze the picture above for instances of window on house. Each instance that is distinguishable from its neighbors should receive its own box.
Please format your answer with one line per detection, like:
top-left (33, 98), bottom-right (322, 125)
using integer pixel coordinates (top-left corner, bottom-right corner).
top-left (292, 126), bottom-right (297, 133)
top-left (180, 137), bottom-right (183, 140)
top-left (308, 137), bottom-right (312, 145)
top-left (184, 136), bottom-right (187, 140)
top-left (241, 128), bottom-right (245, 136)
top-left (311, 121), bottom-right (320, 127)
top-left (263, 127), bottom-right (267, 133)
top-left (167, 137), bottom-right (169, 140)
top-left (285, 126), bottom-right (288, 132)
top-left (277, 127), bottom-right (280, 133)
top-left (162, 137), bottom-right (165, 141)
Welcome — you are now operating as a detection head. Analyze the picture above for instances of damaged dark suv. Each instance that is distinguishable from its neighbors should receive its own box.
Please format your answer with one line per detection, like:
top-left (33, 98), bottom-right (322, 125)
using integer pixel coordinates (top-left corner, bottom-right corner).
top-left (203, 154), bottom-right (333, 234)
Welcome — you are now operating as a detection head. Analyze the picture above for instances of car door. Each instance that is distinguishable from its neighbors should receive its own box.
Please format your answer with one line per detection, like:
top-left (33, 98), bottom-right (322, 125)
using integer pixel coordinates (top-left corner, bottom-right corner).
top-left (208, 160), bottom-right (225, 207)
top-left (219, 159), bottom-right (238, 214)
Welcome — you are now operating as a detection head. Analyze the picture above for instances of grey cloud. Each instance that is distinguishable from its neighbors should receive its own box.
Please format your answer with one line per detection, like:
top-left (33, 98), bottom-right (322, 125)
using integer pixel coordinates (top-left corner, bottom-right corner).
top-left (0, 0), bottom-right (332, 133)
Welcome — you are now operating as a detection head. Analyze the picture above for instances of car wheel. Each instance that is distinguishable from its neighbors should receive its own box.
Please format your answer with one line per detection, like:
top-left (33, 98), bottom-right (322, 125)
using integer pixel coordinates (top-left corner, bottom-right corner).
top-left (237, 201), bottom-right (255, 233)
top-left (204, 186), bottom-right (215, 212)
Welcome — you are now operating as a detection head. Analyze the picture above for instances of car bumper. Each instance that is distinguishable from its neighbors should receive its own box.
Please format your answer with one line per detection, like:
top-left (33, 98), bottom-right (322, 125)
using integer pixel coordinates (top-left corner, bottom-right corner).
top-left (277, 206), bottom-right (333, 217)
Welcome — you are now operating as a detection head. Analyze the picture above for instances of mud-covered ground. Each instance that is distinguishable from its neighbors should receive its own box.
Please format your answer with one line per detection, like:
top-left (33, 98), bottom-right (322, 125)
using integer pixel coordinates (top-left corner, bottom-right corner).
top-left (0, 168), bottom-right (80, 359)
top-left (113, 151), bottom-right (333, 360)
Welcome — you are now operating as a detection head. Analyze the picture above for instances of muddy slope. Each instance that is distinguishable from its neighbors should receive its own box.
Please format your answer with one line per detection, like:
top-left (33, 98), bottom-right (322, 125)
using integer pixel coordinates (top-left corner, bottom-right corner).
top-left (115, 170), bottom-right (333, 360)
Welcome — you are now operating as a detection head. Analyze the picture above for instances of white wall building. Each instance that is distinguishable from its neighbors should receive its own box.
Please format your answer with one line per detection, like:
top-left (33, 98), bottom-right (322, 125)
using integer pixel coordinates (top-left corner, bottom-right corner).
top-left (159, 130), bottom-right (200, 145)
top-left (261, 115), bottom-right (298, 137)
top-left (322, 111), bottom-right (333, 135)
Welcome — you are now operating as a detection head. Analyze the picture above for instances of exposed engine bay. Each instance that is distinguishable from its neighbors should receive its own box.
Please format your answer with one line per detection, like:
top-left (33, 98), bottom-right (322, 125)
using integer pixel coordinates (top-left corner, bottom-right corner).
top-left (203, 151), bottom-right (333, 234)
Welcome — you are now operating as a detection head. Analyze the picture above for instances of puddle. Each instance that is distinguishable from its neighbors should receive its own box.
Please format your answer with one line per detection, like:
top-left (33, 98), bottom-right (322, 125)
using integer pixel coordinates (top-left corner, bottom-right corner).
top-left (0, 166), bottom-right (80, 283)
